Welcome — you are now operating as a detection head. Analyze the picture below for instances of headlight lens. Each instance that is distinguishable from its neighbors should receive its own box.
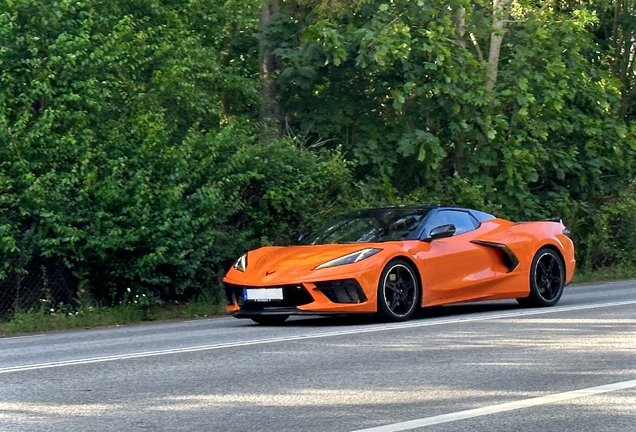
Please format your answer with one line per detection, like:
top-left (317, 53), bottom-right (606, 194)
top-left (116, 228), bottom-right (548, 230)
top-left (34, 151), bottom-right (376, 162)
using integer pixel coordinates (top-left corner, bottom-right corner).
top-left (233, 253), bottom-right (247, 272)
top-left (314, 248), bottom-right (382, 270)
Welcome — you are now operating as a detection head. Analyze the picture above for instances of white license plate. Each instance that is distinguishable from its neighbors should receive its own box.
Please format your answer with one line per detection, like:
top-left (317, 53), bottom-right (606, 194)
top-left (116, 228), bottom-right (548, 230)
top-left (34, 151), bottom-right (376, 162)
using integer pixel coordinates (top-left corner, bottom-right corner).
top-left (244, 288), bottom-right (284, 302)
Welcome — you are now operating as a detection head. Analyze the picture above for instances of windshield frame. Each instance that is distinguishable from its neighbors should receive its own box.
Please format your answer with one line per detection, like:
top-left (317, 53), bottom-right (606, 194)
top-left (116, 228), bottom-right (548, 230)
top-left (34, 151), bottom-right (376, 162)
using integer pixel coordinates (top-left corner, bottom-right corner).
top-left (300, 207), bottom-right (432, 245)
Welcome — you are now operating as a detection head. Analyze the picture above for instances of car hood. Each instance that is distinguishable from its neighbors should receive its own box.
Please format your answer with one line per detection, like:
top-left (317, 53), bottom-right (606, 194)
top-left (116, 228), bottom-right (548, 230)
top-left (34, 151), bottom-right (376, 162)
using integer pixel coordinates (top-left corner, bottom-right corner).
top-left (226, 244), bottom-right (384, 285)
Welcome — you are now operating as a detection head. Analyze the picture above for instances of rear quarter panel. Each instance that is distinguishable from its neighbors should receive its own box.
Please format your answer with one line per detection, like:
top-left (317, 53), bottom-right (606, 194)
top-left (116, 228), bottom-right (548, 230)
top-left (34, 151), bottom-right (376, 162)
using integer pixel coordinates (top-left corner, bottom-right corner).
top-left (476, 220), bottom-right (575, 285)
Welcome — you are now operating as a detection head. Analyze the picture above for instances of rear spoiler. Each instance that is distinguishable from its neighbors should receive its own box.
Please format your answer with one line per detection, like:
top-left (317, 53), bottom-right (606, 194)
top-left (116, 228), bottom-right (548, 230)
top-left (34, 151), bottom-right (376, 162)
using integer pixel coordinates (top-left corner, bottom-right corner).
top-left (514, 217), bottom-right (567, 232)
top-left (545, 217), bottom-right (563, 223)
top-left (545, 217), bottom-right (570, 237)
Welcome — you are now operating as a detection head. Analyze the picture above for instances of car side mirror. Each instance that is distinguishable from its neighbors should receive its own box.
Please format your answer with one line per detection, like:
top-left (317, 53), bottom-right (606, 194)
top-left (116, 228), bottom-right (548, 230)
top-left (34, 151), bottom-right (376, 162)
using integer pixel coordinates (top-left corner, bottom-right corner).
top-left (425, 224), bottom-right (456, 241)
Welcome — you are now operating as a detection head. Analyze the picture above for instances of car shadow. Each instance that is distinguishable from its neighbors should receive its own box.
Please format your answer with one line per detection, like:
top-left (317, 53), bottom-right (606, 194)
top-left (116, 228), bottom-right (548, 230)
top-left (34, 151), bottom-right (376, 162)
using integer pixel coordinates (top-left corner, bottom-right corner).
top-left (265, 301), bottom-right (523, 327)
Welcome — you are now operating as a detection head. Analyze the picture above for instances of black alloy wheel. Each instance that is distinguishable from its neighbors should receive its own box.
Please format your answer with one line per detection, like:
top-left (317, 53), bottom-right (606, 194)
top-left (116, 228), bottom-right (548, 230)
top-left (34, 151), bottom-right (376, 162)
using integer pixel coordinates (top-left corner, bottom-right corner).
top-left (377, 259), bottom-right (420, 322)
top-left (517, 247), bottom-right (565, 307)
top-left (250, 315), bottom-right (289, 325)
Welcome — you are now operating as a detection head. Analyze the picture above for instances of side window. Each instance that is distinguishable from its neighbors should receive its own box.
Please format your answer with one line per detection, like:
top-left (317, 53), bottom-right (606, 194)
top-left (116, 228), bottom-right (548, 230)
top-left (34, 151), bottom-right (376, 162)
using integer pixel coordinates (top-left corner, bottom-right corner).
top-left (425, 210), bottom-right (478, 237)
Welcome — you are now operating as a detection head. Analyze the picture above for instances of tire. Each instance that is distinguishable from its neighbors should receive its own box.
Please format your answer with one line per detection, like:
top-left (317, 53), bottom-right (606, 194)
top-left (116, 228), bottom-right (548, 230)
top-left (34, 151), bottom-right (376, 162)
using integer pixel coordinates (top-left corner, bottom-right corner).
top-left (517, 247), bottom-right (565, 307)
top-left (377, 259), bottom-right (420, 322)
top-left (250, 315), bottom-right (289, 325)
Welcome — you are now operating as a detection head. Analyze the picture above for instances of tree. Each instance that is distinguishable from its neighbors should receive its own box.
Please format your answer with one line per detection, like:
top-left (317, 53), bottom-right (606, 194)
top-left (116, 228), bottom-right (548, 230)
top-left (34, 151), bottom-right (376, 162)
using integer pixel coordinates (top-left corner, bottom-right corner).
top-left (595, 0), bottom-right (636, 120)
top-left (276, 0), bottom-right (635, 220)
top-left (0, 0), bottom-right (353, 308)
top-left (259, 0), bottom-right (284, 137)
top-left (485, 0), bottom-right (513, 93)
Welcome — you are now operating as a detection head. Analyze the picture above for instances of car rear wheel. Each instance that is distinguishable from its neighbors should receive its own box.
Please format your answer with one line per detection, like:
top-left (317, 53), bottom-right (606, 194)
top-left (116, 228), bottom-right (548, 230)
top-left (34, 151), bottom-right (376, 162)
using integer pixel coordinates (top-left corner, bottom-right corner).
top-left (250, 315), bottom-right (289, 325)
top-left (517, 247), bottom-right (565, 307)
top-left (377, 259), bottom-right (420, 322)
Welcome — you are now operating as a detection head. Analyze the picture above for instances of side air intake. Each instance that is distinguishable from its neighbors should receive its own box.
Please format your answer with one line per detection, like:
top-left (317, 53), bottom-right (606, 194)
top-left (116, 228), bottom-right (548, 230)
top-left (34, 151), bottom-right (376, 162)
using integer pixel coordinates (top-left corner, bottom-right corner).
top-left (314, 279), bottom-right (368, 304)
top-left (471, 240), bottom-right (520, 272)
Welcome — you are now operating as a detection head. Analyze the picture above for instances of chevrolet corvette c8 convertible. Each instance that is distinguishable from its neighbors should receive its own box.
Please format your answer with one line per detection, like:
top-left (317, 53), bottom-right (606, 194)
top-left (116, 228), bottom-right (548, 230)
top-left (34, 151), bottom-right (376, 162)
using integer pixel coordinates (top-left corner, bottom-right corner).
top-left (224, 206), bottom-right (575, 325)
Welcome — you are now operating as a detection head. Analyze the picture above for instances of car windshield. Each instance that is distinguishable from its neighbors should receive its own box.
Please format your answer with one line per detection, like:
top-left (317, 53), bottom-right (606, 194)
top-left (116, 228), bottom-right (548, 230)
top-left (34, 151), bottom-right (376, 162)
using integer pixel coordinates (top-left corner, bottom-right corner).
top-left (301, 208), bottom-right (431, 245)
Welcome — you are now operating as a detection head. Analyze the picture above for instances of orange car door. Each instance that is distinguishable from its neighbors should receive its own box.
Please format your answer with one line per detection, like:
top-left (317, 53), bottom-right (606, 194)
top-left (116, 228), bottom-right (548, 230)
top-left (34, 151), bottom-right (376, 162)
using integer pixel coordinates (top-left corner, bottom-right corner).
top-left (415, 210), bottom-right (500, 306)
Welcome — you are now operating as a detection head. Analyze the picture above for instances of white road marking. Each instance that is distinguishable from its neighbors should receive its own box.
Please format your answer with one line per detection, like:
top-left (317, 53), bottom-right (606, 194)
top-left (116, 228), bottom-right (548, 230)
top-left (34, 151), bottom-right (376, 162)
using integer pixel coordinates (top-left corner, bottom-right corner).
top-left (1, 299), bottom-right (636, 374)
top-left (350, 379), bottom-right (636, 432)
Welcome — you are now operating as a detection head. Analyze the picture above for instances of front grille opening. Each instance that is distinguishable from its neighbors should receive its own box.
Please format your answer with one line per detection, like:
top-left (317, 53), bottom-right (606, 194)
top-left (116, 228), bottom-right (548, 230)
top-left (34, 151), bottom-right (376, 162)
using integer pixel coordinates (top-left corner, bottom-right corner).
top-left (315, 279), bottom-right (367, 304)
top-left (224, 283), bottom-right (314, 310)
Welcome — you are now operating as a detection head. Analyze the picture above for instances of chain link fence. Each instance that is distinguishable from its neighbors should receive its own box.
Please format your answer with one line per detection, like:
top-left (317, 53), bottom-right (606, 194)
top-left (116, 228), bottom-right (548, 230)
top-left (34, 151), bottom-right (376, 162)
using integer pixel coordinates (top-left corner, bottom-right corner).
top-left (0, 259), bottom-right (78, 321)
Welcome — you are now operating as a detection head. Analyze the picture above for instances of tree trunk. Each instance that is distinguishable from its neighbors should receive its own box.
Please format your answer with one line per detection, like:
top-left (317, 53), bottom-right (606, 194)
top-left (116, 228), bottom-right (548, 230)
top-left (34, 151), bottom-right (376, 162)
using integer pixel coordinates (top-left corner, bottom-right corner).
top-left (454, 7), bottom-right (466, 175)
top-left (612, 0), bottom-right (636, 120)
top-left (454, 7), bottom-right (466, 49)
top-left (259, 0), bottom-right (283, 139)
top-left (485, 0), bottom-right (513, 94)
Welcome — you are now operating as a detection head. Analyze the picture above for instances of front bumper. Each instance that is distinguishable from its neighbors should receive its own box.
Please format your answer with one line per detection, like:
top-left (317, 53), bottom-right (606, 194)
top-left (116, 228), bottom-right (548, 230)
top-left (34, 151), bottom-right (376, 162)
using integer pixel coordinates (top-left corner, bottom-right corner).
top-left (224, 279), bottom-right (376, 317)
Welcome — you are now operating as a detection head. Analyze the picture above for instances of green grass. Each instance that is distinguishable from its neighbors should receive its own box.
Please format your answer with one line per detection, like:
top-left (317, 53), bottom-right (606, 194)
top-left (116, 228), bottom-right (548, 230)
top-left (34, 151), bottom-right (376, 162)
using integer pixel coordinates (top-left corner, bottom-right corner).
top-left (0, 298), bottom-right (227, 337)
top-left (572, 265), bottom-right (636, 284)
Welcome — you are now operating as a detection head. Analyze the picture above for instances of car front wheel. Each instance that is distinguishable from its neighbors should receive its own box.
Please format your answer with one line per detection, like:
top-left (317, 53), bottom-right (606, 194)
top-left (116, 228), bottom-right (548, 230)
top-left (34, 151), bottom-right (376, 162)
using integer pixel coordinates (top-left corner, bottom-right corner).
top-left (377, 259), bottom-right (420, 322)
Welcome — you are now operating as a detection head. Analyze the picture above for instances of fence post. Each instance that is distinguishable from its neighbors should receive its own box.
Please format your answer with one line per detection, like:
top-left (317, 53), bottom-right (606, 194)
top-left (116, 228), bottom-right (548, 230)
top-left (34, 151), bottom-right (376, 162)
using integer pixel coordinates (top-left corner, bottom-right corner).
top-left (14, 272), bottom-right (21, 315)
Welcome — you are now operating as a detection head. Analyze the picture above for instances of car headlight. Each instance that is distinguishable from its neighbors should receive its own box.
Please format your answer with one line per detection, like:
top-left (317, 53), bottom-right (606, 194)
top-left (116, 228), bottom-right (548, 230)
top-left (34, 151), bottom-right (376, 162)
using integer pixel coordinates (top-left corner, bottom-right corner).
top-left (314, 248), bottom-right (382, 270)
top-left (233, 253), bottom-right (247, 272)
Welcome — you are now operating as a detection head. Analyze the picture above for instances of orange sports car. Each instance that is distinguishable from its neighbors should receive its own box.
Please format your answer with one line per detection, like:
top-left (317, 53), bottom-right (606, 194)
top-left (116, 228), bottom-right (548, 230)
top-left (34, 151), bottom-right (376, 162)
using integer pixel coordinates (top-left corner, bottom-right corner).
top-left (224, 206), bottom-right (575, 325)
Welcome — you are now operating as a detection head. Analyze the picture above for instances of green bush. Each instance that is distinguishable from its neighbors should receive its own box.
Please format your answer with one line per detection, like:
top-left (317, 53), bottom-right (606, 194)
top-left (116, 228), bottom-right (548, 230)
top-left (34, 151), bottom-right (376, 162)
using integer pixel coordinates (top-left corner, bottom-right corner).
top-left (1, 120), bottom-right (353, 305)
top-left (0, 0), bottom-right (354, 307)
top-left (574, 183), bottom-right (636, 269)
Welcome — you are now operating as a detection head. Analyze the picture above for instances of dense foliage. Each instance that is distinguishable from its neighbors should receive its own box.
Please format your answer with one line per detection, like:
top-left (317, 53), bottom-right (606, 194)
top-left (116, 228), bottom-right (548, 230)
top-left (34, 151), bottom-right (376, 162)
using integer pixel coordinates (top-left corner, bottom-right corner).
top-left (1, 0), bottom-right (635, 309)
top-left (275, 0), bottom-right (636, 266)
top-left (0, 0), bottom-right (351, 306)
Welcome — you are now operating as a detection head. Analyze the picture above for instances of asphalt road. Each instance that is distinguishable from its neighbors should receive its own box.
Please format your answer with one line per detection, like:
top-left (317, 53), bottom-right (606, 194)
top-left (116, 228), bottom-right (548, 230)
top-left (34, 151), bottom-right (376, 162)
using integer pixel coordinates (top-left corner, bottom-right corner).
top-left (1, 280), bottom-right (636, 432)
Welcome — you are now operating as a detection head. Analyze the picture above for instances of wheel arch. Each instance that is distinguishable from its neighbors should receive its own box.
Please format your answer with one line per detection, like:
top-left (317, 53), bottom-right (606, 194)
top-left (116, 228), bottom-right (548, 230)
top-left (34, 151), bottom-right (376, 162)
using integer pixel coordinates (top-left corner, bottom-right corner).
top-left (537, 244), bottom-right (566, 272)
top-left (390, 255), bottom-right (423, 303)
